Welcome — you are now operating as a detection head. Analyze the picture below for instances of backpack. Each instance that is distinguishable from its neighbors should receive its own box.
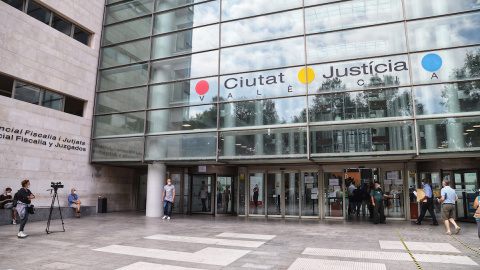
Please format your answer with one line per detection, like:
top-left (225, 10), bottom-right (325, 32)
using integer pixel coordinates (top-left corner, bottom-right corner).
top-left (12, 191), bottom-right (19, 207)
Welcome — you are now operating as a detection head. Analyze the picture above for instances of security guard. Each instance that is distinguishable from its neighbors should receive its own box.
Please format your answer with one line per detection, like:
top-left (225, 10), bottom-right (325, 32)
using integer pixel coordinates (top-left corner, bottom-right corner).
top-left (371, 181), bottom-right (393, 224)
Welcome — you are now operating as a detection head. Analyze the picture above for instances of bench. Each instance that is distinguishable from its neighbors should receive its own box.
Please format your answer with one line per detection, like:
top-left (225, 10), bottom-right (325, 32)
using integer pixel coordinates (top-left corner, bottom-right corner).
top-left (0, 205), bottom-right (96, 226)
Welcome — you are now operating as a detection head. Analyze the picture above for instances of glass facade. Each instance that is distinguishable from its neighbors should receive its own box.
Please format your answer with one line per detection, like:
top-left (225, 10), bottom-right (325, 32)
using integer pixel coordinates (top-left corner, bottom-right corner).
top-left (93, 0), bottom-right (480, 162)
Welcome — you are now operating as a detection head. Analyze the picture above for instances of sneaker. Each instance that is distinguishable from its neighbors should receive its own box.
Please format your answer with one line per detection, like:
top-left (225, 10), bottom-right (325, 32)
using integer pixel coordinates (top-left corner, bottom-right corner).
top-left (162, 216), bottom-right (167, 219)
top-left (414, 221), bottom-right (421, 225)
top-left (12, 219), bottom-right (16, 225)
top-left (17, 231), bottom-right (28, 238)
top-left (455, 227), bottom-right (461, 234)
top-left (167, 216), bottom-right (171, 220)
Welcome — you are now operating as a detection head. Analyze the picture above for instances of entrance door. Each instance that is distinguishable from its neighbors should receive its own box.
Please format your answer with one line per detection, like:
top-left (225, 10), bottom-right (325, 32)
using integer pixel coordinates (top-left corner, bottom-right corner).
top-left (191, 175), bottom-right (214, 214)
top-left (266, 172), bottom-right (300, 217)
top-left (323, 171), bottom-right (344, 218)
top-left (216, 176), bottom-right (234, 215)
top-left (442, 170), bottom-right (479, 222)
top-left (301, 172), bottom-right (319, 217)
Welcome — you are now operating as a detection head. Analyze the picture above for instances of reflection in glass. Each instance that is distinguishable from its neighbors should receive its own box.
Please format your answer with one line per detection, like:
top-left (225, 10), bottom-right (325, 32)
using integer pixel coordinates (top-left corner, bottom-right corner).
top-left (27, 1), bottom-right (51, 24)
top-left (408, 12), bottom-right (480, 52)
top-left (405, 0), bottom-right (480, 19)
top-left (144, 132), bottom-right (217, 160)
top-left (309, 88), bottom-right (412, 123)
top-left (219, 127), bottom-right (307, 158)
top-left (91, 137), bottom-right (144, 161)
top-left (51, 15), bottom-right (72, 36)
top-left (410, 46), bottom-right (480, 85)
top-left (105, 0), bottom-right (153, 25)
top-left (151, 25), bottom-right (219, 60)
top-left (305, 0), bottom-right (403, 34)
top-left (221, 10), bottom-right (303, 46)
top-left (192, 175), bottom-right (212, 213)
top-left (13, 81), bottom-right (40, 105)
top-left (216, 176), bottom-right (233, 214)
top-left (150, 51), bottom-right (218, 84)
top-left (102, 16), bottom-right (151, 45)
top-left (310, 121), bottom-right (415, 155)
top-left (308, 55), bottom-right (411, 93)
top-left (382, 170), bottom-right (404, 218)
top-left (98, 64), bottom-right (148, 91)
top-left (96, 87), bottom-right (147, 114)
top-left (306, 23), bottom-right (407, 64)
top-left (249, 173), bottom-right (264, 215)
top-left (153, 1), bottom-right (219, 35)
top-left (94, 112), bottom-right (145, 138)
top-left (284, 173), bottom-right (299, 216)
top-left (324, 171), bottom-right (344, 217)
top-left (417, 116), bottom-right (480, 152)
top-left (267, 173), bottom-right (282, 216)
top-left (220, 37), bottom-right (304, 74)
top-left (222, 0), bottom-right (302, 21)
top-left (41, 90), bottom-right (63, 111)
top-left (100, 39), bottom-right (150, 68)
top-left (149, 77), bottom-right (218, 108)
top-left (219, 97), bottom-right (307, 129)
top-left (219, 67), bottom-right (306, 101)
top-left (147, 105), bottom-right (217, 134)
top-left (415, 82), bottom-right (480, 117)
top-left (155, 0), bottom-right (211, 12)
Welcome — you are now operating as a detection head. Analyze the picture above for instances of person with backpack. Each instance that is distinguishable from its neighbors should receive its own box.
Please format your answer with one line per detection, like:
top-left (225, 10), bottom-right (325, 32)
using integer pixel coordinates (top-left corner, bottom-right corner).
top-left (15, 179), bottom-right (35, 238)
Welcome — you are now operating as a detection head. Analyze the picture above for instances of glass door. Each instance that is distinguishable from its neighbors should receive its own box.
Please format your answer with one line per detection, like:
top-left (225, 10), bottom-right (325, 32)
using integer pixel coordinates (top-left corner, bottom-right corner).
top-left (216, 176), bottom-right (233, 215)
top-left (249, 172), bottom-right (265, 215)
top-left (284, 172), bottom-right (299, 217)
top-left (267, 173), bottom-right (282, 216)
top-left (381, 169), bottom-right (404, 218)
top-left (191, 174), bottom-right (214, 214)
top-left (324, 171), bottom-right (344, 218)
top-left (442, 170), bottom-right (479, 222)
top-left (301, 172), bottom-right (319, 217)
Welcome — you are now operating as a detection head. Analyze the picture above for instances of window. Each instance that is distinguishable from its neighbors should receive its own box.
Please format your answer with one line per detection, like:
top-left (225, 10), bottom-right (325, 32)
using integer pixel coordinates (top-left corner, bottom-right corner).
top-left (14, 81), bottom-right (41, 104)
top-left (64, 96), bottom-right (85, 117)
top-left (26, 0), bottom-right (51, 25)
top-left (51, 14), bottom-right (72, 36)
top-left (0, 73), bottom-right (14, 98)
top-left (2, 0), bottom-right (91, 46)
top-left (1, 0), bottom-right (24, 11)
top-left (73, 26), bottom-right (90, 46)
top-left (41, 90), bottom-right (64, 111)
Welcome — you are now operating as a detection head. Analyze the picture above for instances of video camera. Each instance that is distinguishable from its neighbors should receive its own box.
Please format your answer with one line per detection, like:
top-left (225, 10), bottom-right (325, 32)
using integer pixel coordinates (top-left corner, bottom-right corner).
top-left (51, 182), bottom-right (64, 190)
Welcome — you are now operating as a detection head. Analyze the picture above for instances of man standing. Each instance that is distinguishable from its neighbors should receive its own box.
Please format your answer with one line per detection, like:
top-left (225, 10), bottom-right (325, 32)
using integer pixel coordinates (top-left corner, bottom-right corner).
top-left (68, 188), bottom-right (81, 218)
top-left (438, 179), bottom-right (461, 235)
top-left (199, 181), bottom-right (208, 212)
top-left (162, 178), bottom-right (175, 219)
top-left (371, 181), bottom-right (393, 224)
top-left (0, 187), bottom-right (18, 224)
top-left (253, 184), bottom-right (259, 208)
top-left (415, 179), bottom-right (439, 226)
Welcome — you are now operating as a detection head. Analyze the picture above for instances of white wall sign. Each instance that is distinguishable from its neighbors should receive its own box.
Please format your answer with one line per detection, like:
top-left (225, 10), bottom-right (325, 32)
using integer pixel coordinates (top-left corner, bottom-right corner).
top-left (198, 166), bottom-right (206, 172)
top-left (329, 178), bottom-right (339, 186)
top-left (387, 172), bottom-right (398, 179)
top-left (305, 176), bottom-right (315, 184)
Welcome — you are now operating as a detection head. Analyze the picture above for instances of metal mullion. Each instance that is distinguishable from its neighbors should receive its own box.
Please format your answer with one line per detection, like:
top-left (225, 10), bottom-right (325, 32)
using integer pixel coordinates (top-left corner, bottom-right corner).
top-left (103, 13), bottom-right (152, 27)
top-left (219, 34), bottom-right (305, 51)
top-left (149, 47), bottom-right (219, 63)
top-left (220, 6), bottom-right (304, 24)
top-left (309, 117), bottom-right (416, 128)
top-left (152, 0), bottom-right (216, 16)
top-left (302, 0), bottom-right (310, 161)
top-left (98, 60), bottom-right (150, 72)
top-left (405, 9), bottom-right (480, 23)
top-left (147, 102), bottom-right (218, 111)
top-left (306, 84), bottom-right (412, 97)
top-left (97, 84), bottom-right (148, 94)
top-left (215, 0), bottom-right (222, 163)
top-left (150, 22), bottom-right (220, 39)
top-left (141, 0), bottom-right (156, 164)
top-left (94, 109), bottom-right (147, 117)
top-left (416, 113), bottom-right (480, 121)
top-left (411, 78), bottom-right (480, 87)
top-left (409, 43), bottom-right (480, 55)
top-left (305, 20), bottom-right (404, 39)
top-left (305, 0), bottom-right (355, 9)
top-left (220, 125), bottom-right (308, 135)
top-left (144, 129), bottom-right (219, 137)
top-left (89, 0), bottom-right (108, 164)
top-left (69, 23), bottom-right (74, 38)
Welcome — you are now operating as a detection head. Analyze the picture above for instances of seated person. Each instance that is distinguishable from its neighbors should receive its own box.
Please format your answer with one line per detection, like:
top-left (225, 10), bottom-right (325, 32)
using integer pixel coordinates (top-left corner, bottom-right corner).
top-left (68, 188), bottom-right (81, 218)
top-left (0, 187), bottom-right (18, 224)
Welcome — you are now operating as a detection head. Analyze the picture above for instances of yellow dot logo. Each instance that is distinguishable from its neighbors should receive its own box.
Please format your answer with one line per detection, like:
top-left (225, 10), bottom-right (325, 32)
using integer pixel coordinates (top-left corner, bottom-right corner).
top-left (298, 67), bottom-right (315, 84)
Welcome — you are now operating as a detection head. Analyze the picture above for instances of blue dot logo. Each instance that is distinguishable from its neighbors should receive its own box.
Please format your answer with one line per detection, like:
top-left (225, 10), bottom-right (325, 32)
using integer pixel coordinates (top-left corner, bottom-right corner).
top-left (421, 53), bottom-right (442, 72)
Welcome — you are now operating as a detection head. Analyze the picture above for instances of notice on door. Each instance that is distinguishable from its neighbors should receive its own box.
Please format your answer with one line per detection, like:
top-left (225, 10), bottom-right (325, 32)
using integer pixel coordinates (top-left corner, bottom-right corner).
top-left (329, 178), bottom-right (339, 186)
top-left (305, 176), bottom-right (315, 184)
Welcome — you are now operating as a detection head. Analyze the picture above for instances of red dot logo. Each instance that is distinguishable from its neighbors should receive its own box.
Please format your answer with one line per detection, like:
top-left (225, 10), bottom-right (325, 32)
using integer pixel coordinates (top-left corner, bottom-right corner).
top-left (195, 80), bottom-right (209, 95)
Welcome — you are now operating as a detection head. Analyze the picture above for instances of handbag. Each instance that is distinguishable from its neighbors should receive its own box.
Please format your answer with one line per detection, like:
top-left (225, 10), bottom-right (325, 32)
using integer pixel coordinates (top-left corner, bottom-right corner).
top-left (28, 205), bottom-right (35, 215)
top-left (475, 196), bottom-right (480, 218)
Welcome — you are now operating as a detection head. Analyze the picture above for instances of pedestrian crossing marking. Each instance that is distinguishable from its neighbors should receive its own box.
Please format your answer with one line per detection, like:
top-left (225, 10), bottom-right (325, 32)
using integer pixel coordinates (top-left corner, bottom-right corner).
top-left (94, 245), bottom-right (250, 266)
top-left (379, 240), bottom-right (461, 253)
top-left (217, 232), bottom-right (276, 240)
top-left (145, 234), bottom-right (265, 248)
top-left (288, 258), bottom-right (386, 270)
top-left (116, 262), bottom-right (204, 270)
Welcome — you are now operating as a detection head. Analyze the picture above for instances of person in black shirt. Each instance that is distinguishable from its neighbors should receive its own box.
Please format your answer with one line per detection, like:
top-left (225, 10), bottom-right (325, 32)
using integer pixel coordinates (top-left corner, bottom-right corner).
top-left (16, 180), bottom-right (35, 238)
top-left (0, 187), bottom-right (18, 224)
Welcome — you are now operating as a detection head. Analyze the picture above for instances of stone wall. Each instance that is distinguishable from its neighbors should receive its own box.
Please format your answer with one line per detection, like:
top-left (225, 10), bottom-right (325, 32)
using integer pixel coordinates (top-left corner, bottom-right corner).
top-left (0, 1), bottom-right (137, 212)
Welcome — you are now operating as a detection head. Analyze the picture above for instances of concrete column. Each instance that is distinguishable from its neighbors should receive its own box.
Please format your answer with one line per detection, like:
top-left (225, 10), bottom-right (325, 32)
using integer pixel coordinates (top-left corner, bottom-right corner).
top-left (223, 102), bottom-right (236, 156)
top-left (146, 163), bottom-right (167, 217)
top-left (255, 102), bottom-right (264, 155)
top-left (444, 84), bottom-right (464, 149)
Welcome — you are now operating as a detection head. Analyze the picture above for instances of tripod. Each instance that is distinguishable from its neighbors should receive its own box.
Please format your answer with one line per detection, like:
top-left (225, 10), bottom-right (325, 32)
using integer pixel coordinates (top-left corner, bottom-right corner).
top-left (46, 188), bottom-right (65, 234)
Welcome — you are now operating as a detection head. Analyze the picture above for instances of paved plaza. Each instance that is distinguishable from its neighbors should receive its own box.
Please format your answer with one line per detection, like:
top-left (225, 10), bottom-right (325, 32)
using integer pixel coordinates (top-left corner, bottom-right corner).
top-left (1, 212), bottom-right (479, 270)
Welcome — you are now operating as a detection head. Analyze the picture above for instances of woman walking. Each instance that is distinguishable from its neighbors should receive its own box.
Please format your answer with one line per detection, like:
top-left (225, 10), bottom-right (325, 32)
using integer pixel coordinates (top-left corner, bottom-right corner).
top-left (16, 179), bottom-right (35, 238)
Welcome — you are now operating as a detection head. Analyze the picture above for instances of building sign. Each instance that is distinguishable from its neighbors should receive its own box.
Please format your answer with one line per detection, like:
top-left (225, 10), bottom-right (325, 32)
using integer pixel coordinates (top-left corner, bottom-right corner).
top-left (0, 125), bottom-right (87, 151)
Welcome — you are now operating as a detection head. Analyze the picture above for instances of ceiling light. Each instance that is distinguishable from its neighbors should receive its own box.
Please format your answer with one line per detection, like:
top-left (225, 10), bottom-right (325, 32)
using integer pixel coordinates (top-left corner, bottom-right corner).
top-left (466, 129), bottom-right (474, 132)
top-left (463, 133), bottom-right (468, 135)
top-left (241, 146), bottom-right (247, 148)
top-left (473, 125), bottom-right (480, 128)
top-left (235, 143), bottom-right (241, 146)
top-left (182, 124), bottom-right (191, 127)
top-left (438, 146), bottom-right (444, 149)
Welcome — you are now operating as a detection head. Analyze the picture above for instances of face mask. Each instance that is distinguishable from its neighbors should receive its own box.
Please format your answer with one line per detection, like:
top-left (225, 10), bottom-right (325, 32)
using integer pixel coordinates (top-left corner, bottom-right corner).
top-left (7, 192), bottom-right (11, 196)
top-left (74, 191), bottom-right (77, 194)
top-left (27, 185), bottom-right (30, 189)
top-left (168, 182), bottom-right (171, 185)
top-left (377, 185), bottom-right (381, 189)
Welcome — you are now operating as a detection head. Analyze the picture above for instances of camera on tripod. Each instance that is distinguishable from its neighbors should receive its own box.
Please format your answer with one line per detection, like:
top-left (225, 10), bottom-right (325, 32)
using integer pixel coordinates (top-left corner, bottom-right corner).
top-left (51, 182), bottom-right (64, 190)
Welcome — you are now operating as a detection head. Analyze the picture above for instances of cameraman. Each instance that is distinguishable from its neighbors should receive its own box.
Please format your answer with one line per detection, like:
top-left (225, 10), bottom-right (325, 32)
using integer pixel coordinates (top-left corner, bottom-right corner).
top-left (68, 188), bottom-right (81, 218)
top-left (16, 179), bottom-right (35, 238)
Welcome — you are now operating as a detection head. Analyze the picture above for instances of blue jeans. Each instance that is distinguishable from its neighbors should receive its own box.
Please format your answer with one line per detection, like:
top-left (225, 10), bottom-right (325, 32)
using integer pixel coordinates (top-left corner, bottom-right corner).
top-left (19, 209), bottom-right (29, 232)
top-left (163, 201), bottom-right (173, 217)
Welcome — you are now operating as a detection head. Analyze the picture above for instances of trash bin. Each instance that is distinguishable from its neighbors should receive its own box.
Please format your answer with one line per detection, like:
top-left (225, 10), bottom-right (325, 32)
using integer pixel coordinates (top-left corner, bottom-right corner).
top-left (98, 197), bottom-right (107, 213)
